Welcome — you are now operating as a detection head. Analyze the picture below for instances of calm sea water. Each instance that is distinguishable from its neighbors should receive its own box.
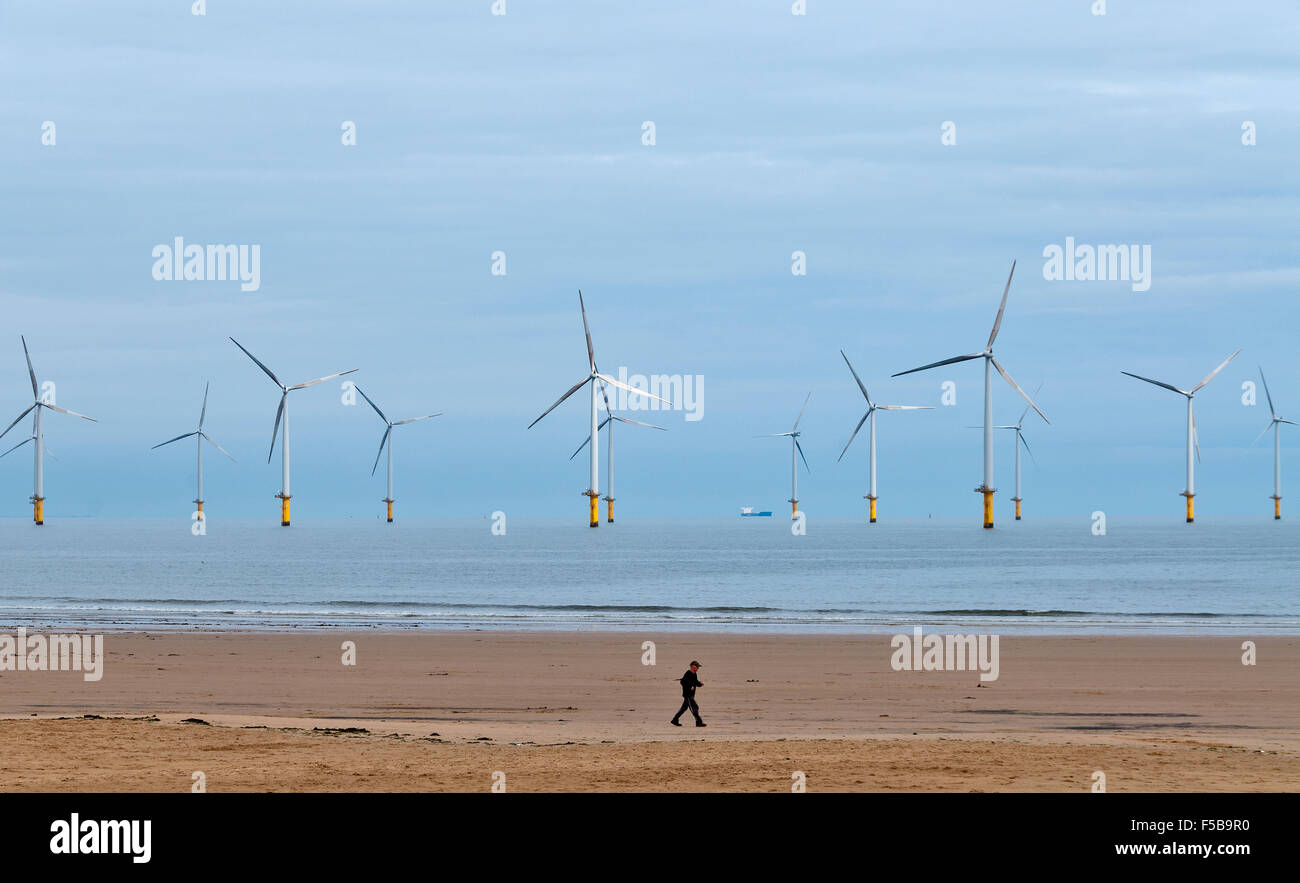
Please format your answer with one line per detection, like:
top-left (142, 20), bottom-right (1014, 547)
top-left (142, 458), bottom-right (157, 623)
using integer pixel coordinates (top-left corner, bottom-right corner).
top-left (0, 516), bottom-right (1296, 633)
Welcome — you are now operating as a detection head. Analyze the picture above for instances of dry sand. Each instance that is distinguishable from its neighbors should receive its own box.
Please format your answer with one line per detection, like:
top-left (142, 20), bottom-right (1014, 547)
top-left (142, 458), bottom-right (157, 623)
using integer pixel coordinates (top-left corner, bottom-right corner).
top-left (1, 631), bottom-right (1296, 792)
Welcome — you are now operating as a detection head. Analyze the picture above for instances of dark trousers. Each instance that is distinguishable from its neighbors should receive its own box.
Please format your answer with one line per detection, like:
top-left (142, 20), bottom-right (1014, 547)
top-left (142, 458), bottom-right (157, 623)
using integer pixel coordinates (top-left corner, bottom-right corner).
top-left (673, 694), bottom-right (702, 723)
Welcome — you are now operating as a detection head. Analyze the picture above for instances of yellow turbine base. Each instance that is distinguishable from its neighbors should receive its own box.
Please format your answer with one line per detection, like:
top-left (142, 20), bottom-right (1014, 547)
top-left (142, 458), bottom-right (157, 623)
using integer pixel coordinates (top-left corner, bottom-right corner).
top-left (1015, 499), bottom-right (1021, 521)
top-left (1184, 493), bottom-right (1194, 523)
top-left (982, 489), bottom-right (994, 529)
top-left (586, 492), bottom-right (599, 527)
top-left (791, 499), bottom-right (798, 520)
top-left (386, 500), bottom-right (393, 523)
top-left (868, 497), bottom-right (877, 523)
top-left (33, 497), bottom-right (43, 525)
top-left (196, 501), bottom-right (204, 520)
top-left (1274, 497), bottom-right (1281, 520)
top-left (280, 496), bottom-right (291, 527)
top-left (606, 498), bottom-right (614, 523)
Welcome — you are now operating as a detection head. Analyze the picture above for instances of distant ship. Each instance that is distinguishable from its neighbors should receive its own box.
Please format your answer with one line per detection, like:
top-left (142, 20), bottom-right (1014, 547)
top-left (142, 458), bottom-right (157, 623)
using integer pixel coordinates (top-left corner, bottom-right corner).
top-left (740, 507), bottom-right (772, 517)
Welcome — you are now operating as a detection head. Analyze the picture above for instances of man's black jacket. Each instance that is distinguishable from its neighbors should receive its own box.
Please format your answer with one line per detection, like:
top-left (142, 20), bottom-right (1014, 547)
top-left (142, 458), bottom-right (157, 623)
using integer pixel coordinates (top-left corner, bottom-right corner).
top-left (679, 670), bottom-right (702, 697)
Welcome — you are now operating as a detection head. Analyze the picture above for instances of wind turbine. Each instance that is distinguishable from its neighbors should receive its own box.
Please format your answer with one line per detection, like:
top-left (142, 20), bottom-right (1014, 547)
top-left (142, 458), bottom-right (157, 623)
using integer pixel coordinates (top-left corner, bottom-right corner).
top-left (230, 337), bottom-right (357, 526)
top-left (987, 383), bottom-right (1042, 521)
top-left (151, 382), bottom-right (235, 519)
top-left (1122, 348), bottom-right (1240, 523)
top-left (1252, 368), bottom-right (1295, 520)
top-left (569, 381), bottom-right (666, 522)
top-left (0, 336), bottom-right (96, 524)
top-left (837, 351), bottom-right (931, 523)
top-left (892, 261), bottom-right (1047, 528)
top-left (354, 385), bottom-right (441, 523)
top-left (759, 392), bottom-right (812, 520)
top-left (527, 291), bottom-right (670, 528)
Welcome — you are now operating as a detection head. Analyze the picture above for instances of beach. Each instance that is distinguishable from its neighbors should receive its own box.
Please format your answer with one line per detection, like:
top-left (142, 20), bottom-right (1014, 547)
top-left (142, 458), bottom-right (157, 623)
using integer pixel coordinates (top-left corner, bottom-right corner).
top-left (1, 631), bottom-right (1296, 792)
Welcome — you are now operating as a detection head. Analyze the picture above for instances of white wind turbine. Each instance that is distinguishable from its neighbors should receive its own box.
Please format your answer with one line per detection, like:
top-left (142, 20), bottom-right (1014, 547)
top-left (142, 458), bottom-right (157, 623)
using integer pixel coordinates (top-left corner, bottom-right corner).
top-left (759, 392), bottom-right (812, 520)
top-left (151, 382), bottom-right (235, 519)
top-left (0, 336), bottom-right (96, 525)
top-left (230, 337), bottom-right (357, 526)
top-left (892, 261), bottom-right (1047, 528)
top-left (528, 291), bottom-right (670, 527)
top-left (987, 382), bottom-right (1042, 521)
top-left (354, 385), bottom-right (441, 523)
top-left (569, 381), bottom-right (666, 522)
top-left (1122, 348), bottom-right (1240, 523)
top-left (1252, 368), bottom-right (1294, 520)
top-left (838, 351), bottom-right (931, 523)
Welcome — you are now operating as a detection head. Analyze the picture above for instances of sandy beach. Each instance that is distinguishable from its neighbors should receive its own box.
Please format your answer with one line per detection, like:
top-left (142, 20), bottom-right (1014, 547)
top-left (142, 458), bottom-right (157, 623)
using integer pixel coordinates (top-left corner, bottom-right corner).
top-left (1, 631), bottom-right (1296, 792)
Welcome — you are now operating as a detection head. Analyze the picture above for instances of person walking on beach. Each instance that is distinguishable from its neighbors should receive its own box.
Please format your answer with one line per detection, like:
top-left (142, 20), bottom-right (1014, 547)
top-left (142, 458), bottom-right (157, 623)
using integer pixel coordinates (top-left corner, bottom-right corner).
top-left (671, 661), bottom-right (706, 727)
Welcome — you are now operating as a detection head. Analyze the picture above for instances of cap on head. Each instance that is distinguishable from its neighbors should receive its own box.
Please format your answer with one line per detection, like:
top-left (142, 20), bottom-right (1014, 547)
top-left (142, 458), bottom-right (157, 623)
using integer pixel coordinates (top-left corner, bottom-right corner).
top-left (689, 661), bottom-right (702, 667)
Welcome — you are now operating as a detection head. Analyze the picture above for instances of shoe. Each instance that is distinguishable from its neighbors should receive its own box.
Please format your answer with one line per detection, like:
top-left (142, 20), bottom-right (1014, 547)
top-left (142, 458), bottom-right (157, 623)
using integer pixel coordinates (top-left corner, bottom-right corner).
top-left (670, 720), bottom-right (682, 727)
top-left (695, 721), bottom-right (707, 727)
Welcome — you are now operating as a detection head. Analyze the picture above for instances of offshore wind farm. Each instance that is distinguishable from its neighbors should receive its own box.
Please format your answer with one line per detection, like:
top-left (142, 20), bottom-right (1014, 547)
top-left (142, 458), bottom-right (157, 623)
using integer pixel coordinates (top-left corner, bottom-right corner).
top-left (3, 2), bottom-right (1299, 810)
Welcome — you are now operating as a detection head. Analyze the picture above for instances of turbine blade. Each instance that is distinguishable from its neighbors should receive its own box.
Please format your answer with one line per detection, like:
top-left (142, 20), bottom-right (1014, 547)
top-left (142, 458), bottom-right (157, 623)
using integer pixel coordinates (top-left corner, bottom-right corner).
top-left (838, 411), bottom-right (870, 461)
top-left (991, 357), bottom-right (1049, 424)
top-left (268, 394), bottom-right (285, 463)
top-left (840, 351), bottom-right (871, 405)
top-left (201, 432), bottom-right (236, 461)
top-left (792, 391), bottom-right (812, 431)
top-left (289, 368), bottom-right (358, 390)
top-left (43, 402), bottom-right (96, 422)
top-left (611, 416), bottom-right (667, 430)
top-left (1189, 348), bottom-right (1241, 394)
top-left (892, 353), bottom-right (983, 377)
top-left (1253, 422), bottom-right (1274, 446)
top-left (1121, 371), bottom-right (1187, 396)
top-left (354, 385), bottom-right (388, 423)
top-left (594, 373), bottom-right (671, 406)
top-left (152, 431), bottom-right (198, 449)
top-left (1019, 430), bottom-right (1036, 465)
top-left (0, 403), bottom-right (37, 440)
top-left (230, 337), bottom-right (285, 389)
top-left (42, 443), bottom-right (56, 461)
top-left (756, 432), bottom-right (795, 438)
top-left (199, 381), bottom-right (209, 431)
top-left (370, 426), bottom-right (391, 476)
top-left (794, 438), bottom-right (811, 473)
top-left (986, 260), bottom-right (1016, 349)
top-left (1017, 383), bottom-right (1042, 427)
top-left (598, 379), bottom-right (613, 417)
top-left (569, 434), bottom-right (592, 461)
top-left (874, 405), bottom-right (934, 411)
top-left (1280, 419), bottom-right (1300, 426)
top-left (578, 290), bottom-right (596, 373)
top-left (0, 436), bottom-right (32, 458)
top-left (1259, 368), bottom-right (1276, 418)
top-left (528, 376), bottom-right (591, 428)
top-left (391, 413), bottom-right (442, 425)
top-left (20, 335), bottom-right (38, 400)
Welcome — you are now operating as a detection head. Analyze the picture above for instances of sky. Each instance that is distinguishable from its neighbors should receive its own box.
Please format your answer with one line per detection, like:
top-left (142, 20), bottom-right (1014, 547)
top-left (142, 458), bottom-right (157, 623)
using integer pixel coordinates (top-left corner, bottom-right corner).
top-left (0, 1), bottom-right (1297, 521)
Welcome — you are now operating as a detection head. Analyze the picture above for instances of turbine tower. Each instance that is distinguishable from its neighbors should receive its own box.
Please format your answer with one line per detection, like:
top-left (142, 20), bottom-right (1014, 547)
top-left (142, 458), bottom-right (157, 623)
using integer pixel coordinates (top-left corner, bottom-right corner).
top-left (0, 336), bottom-right (97, 524)
top-left (528, 291), bottom-right (669, 527)
top-left (759, 392), bottom-right (812, 520)
top-left (230, 337), bottom-right (357, 526)
top-left (569, 382), bottom-right (666, 523)
top-left (354, 385), bottom-right (441, 523)
top-left (151, 382), bottom-right (235, 519)
top-left (892, 261), bottom-right (1047, 528)
top-left (1122, 348), bottom-right (1240, 523)
top-left (1253, 368), bottom-right (1295, 520)
top-left (838, 351), bottom-right (931, 523)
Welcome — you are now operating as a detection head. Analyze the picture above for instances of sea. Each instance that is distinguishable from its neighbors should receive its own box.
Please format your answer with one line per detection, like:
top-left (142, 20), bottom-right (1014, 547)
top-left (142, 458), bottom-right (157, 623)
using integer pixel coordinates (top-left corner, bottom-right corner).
top-left (0, 516), bottom-right (1296, 634)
